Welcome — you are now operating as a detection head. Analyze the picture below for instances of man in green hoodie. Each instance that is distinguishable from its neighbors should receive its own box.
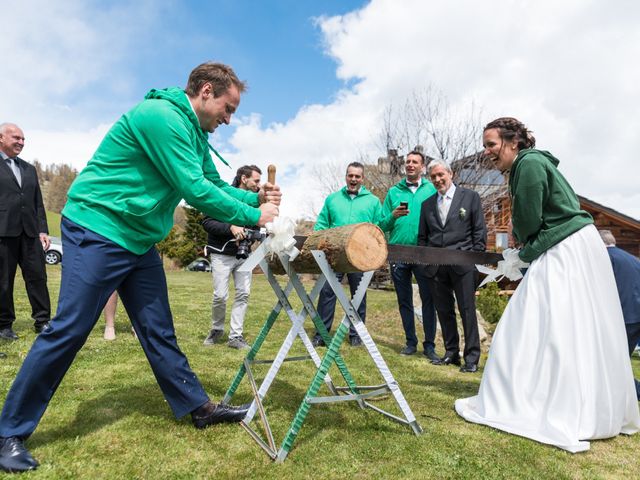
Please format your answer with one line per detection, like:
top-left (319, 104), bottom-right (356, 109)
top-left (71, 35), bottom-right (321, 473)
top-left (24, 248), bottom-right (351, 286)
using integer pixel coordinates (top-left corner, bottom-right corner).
top-left (379, 151), bottom-right (439, 360)
top-left (0, 62), bottom-right (280, 474)
top-left (311, 162), bottom-right (382, 347)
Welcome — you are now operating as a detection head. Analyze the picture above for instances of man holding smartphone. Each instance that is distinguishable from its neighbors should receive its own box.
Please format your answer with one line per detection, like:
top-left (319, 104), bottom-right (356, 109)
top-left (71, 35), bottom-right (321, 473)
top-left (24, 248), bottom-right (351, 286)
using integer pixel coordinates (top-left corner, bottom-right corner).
top-left (379, 151), bottom-right (438, 359)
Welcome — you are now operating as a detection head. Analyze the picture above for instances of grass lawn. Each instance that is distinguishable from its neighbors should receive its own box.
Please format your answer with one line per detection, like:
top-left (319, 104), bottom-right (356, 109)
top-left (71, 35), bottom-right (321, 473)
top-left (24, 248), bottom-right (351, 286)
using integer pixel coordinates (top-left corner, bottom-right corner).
top-left (45, 211), bottom-right (62, 238)
top-left (2, 267), bottom-right (639, 479)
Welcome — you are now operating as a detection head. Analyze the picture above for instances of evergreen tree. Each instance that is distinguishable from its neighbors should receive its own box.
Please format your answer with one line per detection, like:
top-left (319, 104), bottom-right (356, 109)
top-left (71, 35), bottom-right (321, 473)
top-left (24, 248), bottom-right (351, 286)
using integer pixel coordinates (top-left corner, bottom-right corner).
top-left (156, 207), bottom-right (207, 267)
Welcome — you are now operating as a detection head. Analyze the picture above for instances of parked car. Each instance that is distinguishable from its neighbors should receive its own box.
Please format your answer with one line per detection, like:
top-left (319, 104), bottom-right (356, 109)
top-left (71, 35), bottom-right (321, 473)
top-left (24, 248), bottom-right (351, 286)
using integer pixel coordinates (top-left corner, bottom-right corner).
top-left (45, 236), bottom-right (63, 265)
top-left (185, 257), bottom-right (211, 272)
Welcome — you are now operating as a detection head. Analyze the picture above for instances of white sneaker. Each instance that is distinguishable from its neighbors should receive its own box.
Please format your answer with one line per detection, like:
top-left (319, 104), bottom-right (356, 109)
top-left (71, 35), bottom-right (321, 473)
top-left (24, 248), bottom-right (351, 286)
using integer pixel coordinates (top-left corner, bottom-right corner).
top-left (228, 336), bottom-right (251, 350)
top-left (104, 326), bottom-right (116, 341)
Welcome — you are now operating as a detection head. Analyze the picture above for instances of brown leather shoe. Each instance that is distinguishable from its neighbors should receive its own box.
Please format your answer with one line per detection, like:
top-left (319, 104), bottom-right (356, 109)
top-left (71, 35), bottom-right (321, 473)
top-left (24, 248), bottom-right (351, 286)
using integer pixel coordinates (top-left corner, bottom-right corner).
top-left (191, 400), bottom-right (249, 429)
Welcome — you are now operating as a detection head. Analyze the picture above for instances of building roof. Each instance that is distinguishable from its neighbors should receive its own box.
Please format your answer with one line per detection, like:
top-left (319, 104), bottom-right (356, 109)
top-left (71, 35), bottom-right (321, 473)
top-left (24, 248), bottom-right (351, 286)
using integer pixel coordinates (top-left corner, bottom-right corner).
top-left (578, 195), bottom-right (640, 230)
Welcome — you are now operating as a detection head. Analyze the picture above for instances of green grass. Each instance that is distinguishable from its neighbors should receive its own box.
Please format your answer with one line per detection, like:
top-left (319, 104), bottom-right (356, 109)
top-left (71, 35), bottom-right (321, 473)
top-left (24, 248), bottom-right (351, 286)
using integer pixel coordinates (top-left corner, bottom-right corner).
top-left (45, 211), bottom-right (62, 238)
top-left (1, 268), bottom-right (639, 479)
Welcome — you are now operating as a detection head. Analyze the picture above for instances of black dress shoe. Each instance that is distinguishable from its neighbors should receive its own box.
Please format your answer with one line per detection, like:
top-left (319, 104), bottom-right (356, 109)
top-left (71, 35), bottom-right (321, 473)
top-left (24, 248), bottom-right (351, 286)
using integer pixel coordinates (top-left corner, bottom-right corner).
top-left (311, 336), bottom-right (326, 347)
top-left (0, 329), bottom-right (18, 341)
top-left (191, 400), bottom-right (249, 429)
top-left (0, 437), bottom-right (39, 473)
top-left (459, 363), bottom-right (478, 373)
top-left (431, 353), bottom-right (461, 366)
top-left (423, 348), bottom-right (441, 362)
top-left (34, 322), bottom-right (50, 334)
top-left (349, 336), bottom-right (363, 347)
top-left (400, 345), bottom-right (417, 355)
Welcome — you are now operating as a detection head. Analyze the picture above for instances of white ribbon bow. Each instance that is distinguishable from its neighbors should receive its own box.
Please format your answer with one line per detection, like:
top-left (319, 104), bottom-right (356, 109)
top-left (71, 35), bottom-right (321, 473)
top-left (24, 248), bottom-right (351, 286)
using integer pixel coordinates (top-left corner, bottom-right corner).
top-left (237, 216), bottom-right (300, 272)
top-left (264, 216), bottom-right (299, 261)
top-left (476, 248), bottom-right (529, 288)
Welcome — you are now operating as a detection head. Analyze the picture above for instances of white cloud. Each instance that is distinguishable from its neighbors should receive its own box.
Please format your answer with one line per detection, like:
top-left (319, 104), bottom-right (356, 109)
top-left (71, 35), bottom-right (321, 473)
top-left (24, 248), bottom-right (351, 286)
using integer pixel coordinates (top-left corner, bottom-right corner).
top-left (1, 1), bottom-right (156, 169)
top-left (229, 0), bottom-right (640, 220)
top-left (21, 125), bottom-right (112, 171)
top-left (2, 1), bottom-right (156, 122)
top-left (5, 0), bottom-right (639, 222)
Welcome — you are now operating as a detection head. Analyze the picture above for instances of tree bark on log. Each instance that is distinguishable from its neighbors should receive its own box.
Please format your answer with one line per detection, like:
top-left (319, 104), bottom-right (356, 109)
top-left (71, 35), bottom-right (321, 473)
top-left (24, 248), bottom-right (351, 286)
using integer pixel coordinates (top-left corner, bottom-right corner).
top-left (269, 223), bottom-right (387, 274)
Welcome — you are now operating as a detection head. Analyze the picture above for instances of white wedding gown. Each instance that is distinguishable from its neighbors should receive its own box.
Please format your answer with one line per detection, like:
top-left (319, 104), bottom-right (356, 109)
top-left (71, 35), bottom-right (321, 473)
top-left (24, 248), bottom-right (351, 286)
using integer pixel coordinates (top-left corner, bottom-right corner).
top-left (455, 225), bottom-right (640, 452)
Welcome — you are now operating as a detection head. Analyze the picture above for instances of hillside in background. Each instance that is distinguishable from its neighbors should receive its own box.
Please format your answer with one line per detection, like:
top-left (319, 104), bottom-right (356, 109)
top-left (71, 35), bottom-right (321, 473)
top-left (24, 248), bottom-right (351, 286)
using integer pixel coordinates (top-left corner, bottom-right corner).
top-left (33, 161), bottom-right (78, 214)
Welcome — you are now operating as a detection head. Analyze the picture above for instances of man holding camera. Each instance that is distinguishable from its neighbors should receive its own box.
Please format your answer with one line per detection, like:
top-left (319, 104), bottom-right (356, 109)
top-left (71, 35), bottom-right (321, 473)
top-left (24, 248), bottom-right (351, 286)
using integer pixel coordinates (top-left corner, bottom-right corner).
top-left (201, 164), bottom-right (262, 350)
top-left (379, 151), bottom-right (439, 360)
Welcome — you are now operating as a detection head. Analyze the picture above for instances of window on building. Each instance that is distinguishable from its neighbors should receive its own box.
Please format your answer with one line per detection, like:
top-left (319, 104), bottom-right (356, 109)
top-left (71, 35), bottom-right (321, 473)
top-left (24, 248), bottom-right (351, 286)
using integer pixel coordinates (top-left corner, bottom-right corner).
top-left (496, 232), bottom-right (509, 251)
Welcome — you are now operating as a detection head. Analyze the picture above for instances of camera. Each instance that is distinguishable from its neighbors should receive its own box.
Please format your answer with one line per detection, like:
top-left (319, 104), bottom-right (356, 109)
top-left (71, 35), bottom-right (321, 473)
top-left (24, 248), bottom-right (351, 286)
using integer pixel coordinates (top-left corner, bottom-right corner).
top-left (236, 228), bottom-right (266, 259)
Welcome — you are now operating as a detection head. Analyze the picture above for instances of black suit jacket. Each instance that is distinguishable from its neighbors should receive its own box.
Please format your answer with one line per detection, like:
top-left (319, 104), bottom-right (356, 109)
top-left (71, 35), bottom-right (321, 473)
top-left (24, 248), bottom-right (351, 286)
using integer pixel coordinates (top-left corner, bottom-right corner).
top-left (0, 156), bottom-right (48, 237)
top-left (201, 214), bottom-right (260, 257)
top-left (417, 185), bottom-right (486, 276)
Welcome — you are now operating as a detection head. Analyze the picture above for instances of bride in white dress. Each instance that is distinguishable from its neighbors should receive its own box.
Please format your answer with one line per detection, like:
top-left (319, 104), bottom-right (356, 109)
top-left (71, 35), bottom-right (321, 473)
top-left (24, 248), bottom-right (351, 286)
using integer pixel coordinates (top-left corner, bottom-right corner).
top-left (455, 117), bottom-right (640, 452)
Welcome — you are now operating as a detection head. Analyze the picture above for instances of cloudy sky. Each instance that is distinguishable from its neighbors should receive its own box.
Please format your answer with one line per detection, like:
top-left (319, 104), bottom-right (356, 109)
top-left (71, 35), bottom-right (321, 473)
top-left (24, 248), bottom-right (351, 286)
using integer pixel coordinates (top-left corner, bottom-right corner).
top-left (2, 0), bottom-right (639, 220)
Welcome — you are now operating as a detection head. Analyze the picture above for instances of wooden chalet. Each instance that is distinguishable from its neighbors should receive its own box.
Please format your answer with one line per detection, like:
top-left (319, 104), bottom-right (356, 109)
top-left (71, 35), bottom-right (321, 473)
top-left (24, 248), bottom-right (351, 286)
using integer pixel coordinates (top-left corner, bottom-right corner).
top-left (578, 196), bottom-right (640, 256)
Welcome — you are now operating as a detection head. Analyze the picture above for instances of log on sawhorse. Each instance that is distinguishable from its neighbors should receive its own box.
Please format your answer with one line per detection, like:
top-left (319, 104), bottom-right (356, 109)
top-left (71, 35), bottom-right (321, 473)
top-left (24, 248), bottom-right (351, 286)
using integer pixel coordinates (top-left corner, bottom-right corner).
top-left (222, 246), bottom-right (422, 462)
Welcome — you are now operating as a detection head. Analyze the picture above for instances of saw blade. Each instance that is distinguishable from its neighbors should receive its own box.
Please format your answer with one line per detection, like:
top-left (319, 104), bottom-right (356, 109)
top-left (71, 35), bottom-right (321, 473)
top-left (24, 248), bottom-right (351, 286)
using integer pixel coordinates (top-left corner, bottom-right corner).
top-left (387, 244), bottom-right (502, 266)
top-left (288, 235), bottom-right (501, 266)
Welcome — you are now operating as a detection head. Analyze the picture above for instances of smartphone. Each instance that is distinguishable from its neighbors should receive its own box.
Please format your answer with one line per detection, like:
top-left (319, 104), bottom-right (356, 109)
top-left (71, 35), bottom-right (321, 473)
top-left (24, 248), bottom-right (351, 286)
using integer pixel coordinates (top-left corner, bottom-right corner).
top-left (400, 201), bottom-right (408, 210)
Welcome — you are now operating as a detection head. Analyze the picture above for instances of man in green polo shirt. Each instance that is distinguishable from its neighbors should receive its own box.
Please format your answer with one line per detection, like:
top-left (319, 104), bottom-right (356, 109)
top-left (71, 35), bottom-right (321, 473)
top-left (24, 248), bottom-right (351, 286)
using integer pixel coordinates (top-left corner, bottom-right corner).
top-left (312, 162), bottom-right (382, 347)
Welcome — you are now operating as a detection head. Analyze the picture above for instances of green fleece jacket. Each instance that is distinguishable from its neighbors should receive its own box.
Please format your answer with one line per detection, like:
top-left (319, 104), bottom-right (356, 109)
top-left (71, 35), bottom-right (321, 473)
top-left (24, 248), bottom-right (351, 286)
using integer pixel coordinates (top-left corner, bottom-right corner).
top-left (314, 186), bottom-right (382, 231)
top-left (510, 148), bottom-right (592, 262)
top-left (379, 178), bottom-right (437, 245)
top-left (63, 88), bottom-right (260, 254)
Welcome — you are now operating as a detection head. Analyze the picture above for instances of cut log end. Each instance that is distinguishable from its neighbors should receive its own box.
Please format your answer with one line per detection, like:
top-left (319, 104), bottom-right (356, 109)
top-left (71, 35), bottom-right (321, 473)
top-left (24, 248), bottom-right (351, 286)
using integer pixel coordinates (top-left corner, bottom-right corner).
top-left (267, 222), bottom-right (388, 274)
top-left (345, 223), bottom-right (388, 272)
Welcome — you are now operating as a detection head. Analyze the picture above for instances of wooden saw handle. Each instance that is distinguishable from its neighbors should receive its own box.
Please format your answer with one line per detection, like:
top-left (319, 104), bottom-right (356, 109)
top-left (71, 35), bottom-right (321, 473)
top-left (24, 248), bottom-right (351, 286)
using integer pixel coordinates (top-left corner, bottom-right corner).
top-left (267, 164), bottom-right (276, 185)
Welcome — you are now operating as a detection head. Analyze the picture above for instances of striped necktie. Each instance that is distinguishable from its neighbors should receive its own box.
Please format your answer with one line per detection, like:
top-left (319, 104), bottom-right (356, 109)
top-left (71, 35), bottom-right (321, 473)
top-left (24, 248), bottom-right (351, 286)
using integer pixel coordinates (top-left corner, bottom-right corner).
top-left (438, 194), bottom-right (450, 224)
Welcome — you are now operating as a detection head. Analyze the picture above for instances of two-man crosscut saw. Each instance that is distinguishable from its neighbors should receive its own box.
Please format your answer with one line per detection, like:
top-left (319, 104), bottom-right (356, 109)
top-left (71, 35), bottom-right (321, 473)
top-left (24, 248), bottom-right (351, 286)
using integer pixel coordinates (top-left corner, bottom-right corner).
top-left (386, 244), bottom-right (502, 266)
top-left (288, 236), bottom-right (503, 267)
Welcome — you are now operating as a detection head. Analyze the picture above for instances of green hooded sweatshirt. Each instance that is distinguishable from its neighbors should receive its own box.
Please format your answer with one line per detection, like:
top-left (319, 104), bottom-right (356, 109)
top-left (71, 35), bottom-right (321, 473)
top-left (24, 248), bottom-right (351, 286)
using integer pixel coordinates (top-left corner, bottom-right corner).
top-left (510, 148), bottom-right (592, 262)
top-left (314, 186), bottom-right (382, 231)
top-left (63, 88), bottom-right (260, 255)
top-left (379, 178), bottom-right (437, 245)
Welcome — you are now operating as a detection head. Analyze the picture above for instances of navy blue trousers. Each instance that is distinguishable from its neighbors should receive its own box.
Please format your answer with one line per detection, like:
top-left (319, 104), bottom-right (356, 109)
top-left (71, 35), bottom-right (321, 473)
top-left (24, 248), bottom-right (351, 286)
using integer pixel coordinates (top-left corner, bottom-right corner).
top-left (390, 262), bottom-right (437, 351)
top-left (315, 272), bottom-right (365, 340)
top-left (0, 218), bottom-right (208, 438)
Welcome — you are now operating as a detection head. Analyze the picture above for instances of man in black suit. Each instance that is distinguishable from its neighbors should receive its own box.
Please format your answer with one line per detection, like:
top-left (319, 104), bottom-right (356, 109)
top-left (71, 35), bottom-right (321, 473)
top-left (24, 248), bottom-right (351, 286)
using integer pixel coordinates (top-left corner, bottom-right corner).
top-left (0, 123), bottom-right (51, 340)
top-left (417, 159), bottom-right (486, 373)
